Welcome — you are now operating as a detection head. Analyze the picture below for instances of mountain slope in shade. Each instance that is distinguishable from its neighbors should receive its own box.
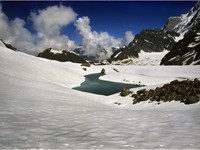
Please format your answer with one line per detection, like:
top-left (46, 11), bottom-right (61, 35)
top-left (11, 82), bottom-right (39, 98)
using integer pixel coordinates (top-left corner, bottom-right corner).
top-left (161, 24), bottom-right (200, 65)
top-left (37, 48), bottom-right (89, 64)
top-left (106, 29), bottom-right (178, 64)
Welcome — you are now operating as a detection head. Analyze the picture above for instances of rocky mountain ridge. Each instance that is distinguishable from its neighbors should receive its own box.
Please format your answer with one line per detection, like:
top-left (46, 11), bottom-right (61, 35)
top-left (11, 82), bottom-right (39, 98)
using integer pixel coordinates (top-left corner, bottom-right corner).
top-left (106, 29), bottom-right (178, 64)
top-left (164, 1), bottom-right (200, 34)
top-left (105, 1), bottom-right (200, 65)
top-left (161, 23), bottom-right (200, 65)
top-left (37, 48), bottom-right (89, 65)
top-left (0, 39), bottom-right (16, 51)
top-left (161, 1), bottom-right (200, 65)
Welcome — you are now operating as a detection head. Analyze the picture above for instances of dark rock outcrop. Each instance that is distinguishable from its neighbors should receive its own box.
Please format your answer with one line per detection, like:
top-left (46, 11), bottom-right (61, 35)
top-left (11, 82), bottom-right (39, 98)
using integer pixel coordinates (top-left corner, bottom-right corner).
top-left (108, 29), bottom-right (177, 63)
top-left (132, 78), bottom-right (200, 105)
top-left (161, 24), bottom-right (200, 65)
top-left (0, 39), bottom-right (17, 51)
top-left (38, 48), bottom-right (89, 64)
top-left (161, 2), bottom-right (200, 65)
top-left (164, 1), bottom-right (200, 33)
top-left (101, 68), bottom-right (106, 74)
top-left (120, 87), bottom-right (132, 97)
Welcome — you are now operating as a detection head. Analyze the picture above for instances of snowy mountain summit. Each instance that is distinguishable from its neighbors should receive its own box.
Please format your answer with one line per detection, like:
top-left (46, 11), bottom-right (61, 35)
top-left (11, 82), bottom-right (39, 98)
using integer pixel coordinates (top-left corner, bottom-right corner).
top-left (164, 1), bottom-right (200, 34)
top-left (161, 1), bottom-right (200, 65)
top-left (106, 2), bottom-right (200, 65)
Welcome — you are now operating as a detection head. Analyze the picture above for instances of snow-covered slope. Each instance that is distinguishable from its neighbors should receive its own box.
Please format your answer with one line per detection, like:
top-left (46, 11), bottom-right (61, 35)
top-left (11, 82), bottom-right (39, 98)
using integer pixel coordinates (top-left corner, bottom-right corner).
top-left (0, 40), bottom-right (6, 48)
top-left (0, 39), bottom-right (16, 51)
top-left (0, 48), bottom-right (86, 88)
top-left (1, 45), bottom-right (200, 149)
top-left (103, 50), bottom-right (169, 65)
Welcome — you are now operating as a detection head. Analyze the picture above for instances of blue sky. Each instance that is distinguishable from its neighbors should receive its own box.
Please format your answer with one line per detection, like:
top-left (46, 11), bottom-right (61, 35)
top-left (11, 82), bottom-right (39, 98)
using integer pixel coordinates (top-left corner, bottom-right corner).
top-left (1, 1), bottom-right (196, 44)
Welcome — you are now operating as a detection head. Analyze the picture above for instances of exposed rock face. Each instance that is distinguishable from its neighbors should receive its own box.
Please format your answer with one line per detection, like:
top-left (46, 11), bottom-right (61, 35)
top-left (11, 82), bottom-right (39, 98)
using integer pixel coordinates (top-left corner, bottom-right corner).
top-left (107, 29), bottom-right (177, 63)
top-left (160, 2), bottom-right (200, 65)
top-left (106, 2), bottom-right (200, 65)
top-left (164, 1), bottom-right (200, 34)
top-left (0, 39), bottom-right (17, 51)
top-left (164, 17), bottom-right (182, 32)
top-left (37, 48), bottom-right (89, 64)
top-left (120, 87), bottom-right (132, 97)
top-left (101, 68), bottom-right (106, 74)
top-left (132, 78), bottom-right (200, 105)
top-left (161, 24), bottom-right (200, 65)
top-left (128, 29), bottom-right (177, 53)
top-left (108, 45), bottom-right (138, 62)
top-left (173, 1), bottom-right (200, 33)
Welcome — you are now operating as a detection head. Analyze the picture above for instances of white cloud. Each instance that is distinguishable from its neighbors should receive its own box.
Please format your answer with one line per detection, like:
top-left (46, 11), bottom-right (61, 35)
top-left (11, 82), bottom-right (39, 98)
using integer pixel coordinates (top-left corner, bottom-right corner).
top-left (0, 3), bottom-right (134, 61)
top-left (30, 4), bottom-right (77, 37)
top-left (0, 3), bottom-right (77, 55)
top-left (75, 16), bottom-right (122, 62)
top-left (9, 18), bottom-right (35, 54)
top-left (122, 31), bottom-right (134, 46)
top-left (35, 35), bottom-right (76, 53)
top-left (0, 4), bottom-right (9, 37)
top-left (0, 4), bottom-right (35, 54)
top-left (30, 4), bottom-right (78, 52)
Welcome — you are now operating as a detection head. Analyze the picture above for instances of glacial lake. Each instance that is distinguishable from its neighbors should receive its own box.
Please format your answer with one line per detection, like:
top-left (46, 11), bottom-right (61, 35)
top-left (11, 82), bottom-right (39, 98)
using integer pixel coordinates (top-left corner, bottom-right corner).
top-left (73, 73), bottom-right (139, 96)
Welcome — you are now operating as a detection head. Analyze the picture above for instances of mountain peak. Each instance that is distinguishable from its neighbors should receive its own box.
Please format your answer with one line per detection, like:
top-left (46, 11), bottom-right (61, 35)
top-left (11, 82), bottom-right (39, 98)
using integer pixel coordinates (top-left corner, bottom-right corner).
top-left (191, 1), bottom-right (200, 12)
top-left (164, 1), bottom-right (200, 34)
top-left (37, 48), bottom-right (89, 64)
top-left (105, 2), bottom-right (200, 65)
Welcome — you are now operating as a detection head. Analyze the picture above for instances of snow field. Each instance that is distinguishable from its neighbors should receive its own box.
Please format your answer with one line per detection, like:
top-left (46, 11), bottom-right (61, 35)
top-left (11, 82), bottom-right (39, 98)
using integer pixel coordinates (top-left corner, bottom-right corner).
top-left (0, 46), bottom-right (200, 149)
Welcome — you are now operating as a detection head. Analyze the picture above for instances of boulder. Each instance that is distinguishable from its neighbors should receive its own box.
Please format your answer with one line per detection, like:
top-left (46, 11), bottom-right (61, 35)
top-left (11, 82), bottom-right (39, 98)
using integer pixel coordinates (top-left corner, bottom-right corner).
top-left (184, 95), bottom-right (200, 105)
top-left (137, 89), bottom-right (146, 95)
top-left (101, 68), bottom-right (106, 74)
top-left (120, 87), bottom-right (131, 97)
